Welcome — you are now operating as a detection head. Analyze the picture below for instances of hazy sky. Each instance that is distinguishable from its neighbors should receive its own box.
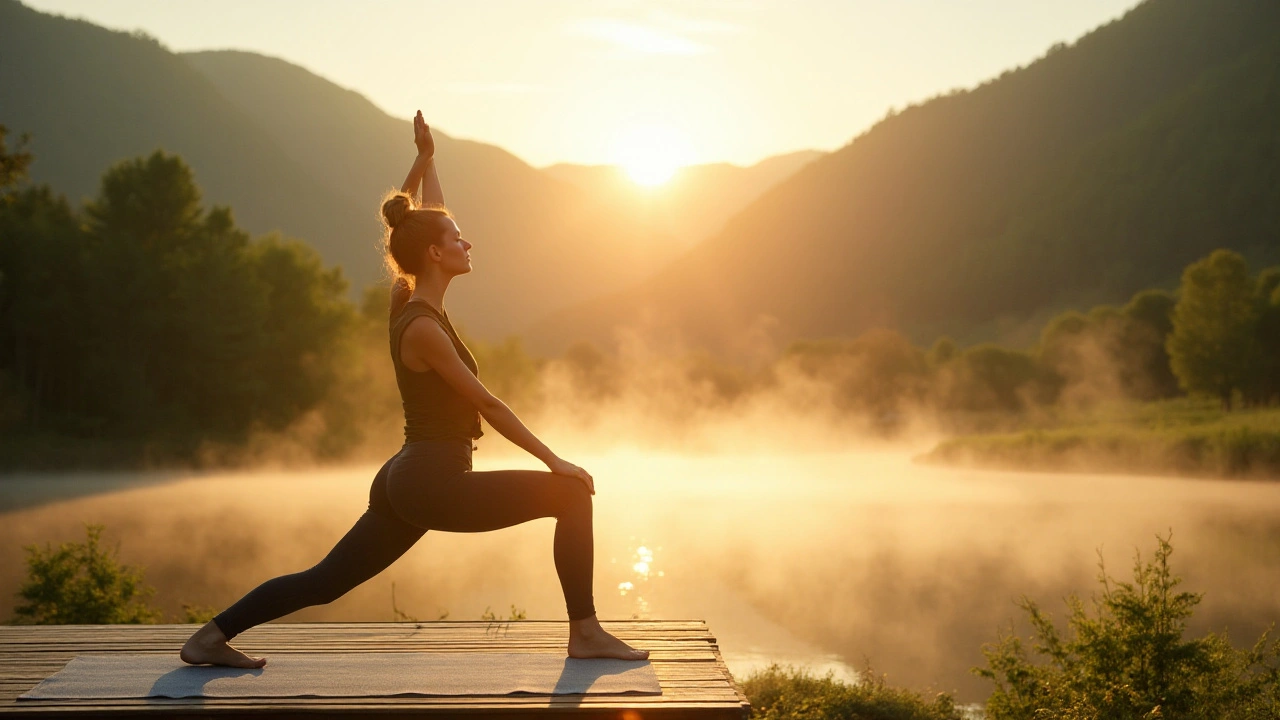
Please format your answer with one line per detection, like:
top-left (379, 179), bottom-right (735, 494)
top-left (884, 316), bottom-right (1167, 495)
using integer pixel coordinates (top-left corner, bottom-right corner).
top-left (28, 0), bottom-right (1141, 169)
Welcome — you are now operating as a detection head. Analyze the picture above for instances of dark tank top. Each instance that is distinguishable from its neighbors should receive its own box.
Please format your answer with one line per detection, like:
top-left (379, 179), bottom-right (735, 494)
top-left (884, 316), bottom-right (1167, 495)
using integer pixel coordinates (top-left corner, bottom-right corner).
top-left (390, 297), bottom-right (483, 443)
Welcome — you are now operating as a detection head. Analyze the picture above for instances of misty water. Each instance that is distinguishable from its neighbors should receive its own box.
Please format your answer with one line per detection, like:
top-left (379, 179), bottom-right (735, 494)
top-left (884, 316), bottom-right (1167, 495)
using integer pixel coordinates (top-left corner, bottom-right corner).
top-left (3, 449), bottom-right (1280, 703)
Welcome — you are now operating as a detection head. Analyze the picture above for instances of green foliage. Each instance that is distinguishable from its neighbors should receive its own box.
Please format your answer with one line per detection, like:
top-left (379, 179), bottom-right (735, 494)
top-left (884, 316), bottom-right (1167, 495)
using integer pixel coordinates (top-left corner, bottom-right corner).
top-left (927, 338), bottom-right (958, 367)
top-left (12, 523), bottom-right (163, 625)
top-left (244, 233), bottom-right (356, 430)
top-left (481, 604), bottom-right (528, 622)
top-left (360, 281), bottom-right (394, 324)
top-left (0, 125), bottom-right (32, 192)
top-left (1167, 250), bottom-right (1262, 410)
top-left (465, 335), bottom-right (543, 411)
top-left (934, 344), bottom-right (1046, 414)
top-left (180, 604), bottom-right (217, 624)
top-left (1252, 267), bottom-right (1280, 407)
top-left (0, 148), bottom-right (359, 462)
top-left (782, 330), bottom-right (930, 423)
top-left (1030, 290), bottom-right (1182, 408)
top-left (1121, 290), bottom-right (1180, 401)
top-left (977, 533), bottom-right (1280, 719)
top-left (740, 663), bottom-right (962, 720)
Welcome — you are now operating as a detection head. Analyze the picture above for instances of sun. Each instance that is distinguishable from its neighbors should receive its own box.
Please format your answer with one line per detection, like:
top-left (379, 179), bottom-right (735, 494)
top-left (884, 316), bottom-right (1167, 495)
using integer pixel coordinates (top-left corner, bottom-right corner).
top-left (612, 124), bottom-right (692, 187)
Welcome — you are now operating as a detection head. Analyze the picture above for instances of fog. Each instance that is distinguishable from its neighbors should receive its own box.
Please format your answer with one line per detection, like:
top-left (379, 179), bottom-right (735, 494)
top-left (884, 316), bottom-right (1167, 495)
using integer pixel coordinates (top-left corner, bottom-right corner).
top-left (3, 446), bottom-right (1280, 703)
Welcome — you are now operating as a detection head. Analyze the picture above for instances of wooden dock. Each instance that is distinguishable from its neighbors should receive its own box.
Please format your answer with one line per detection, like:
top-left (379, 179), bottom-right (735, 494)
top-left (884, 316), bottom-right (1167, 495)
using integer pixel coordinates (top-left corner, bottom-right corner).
top-left (0, 620), bottom-right (750, 719)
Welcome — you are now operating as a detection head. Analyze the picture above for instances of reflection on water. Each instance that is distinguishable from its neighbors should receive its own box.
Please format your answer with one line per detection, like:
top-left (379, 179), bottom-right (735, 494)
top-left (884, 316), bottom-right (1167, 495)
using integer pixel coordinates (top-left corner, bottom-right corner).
top-left (615, 543), bottom-right (663, 619)
top-left (2, 449), bottom-right (1280, 703)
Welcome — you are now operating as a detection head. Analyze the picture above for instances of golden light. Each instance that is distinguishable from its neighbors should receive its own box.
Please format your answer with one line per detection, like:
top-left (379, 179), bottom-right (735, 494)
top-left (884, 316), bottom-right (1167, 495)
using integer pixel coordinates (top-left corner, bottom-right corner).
top-left (612, 124), bottom-right (692, 187)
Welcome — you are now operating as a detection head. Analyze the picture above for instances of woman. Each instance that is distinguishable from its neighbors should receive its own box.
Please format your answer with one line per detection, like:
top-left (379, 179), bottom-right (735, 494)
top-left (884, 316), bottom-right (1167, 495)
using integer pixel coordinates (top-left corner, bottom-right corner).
top-left (179, 111), bottom-right (648, 668)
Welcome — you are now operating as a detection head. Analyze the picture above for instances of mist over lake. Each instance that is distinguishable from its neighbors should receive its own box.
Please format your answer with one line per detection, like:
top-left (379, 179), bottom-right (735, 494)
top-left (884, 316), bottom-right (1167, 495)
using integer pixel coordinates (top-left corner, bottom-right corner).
top-left (4, 448), bottom-right (1279, 703)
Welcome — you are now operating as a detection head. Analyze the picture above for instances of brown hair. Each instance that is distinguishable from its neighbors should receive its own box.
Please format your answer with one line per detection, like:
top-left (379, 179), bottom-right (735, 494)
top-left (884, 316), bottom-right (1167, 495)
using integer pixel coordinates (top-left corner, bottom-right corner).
top-left (380, 191), bottom-right (454, 287)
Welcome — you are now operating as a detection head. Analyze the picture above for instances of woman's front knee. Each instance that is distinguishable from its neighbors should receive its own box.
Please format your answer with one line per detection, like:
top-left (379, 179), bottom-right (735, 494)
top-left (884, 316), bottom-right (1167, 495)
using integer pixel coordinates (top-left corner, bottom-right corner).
top-left (557, 477), bottom-right (593, 514)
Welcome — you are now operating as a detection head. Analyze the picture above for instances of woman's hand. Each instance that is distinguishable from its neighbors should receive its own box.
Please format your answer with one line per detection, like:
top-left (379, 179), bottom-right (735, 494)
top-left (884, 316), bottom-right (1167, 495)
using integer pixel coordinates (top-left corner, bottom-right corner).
top-left (413, 110), bottom-right (435, 159)
top-left (546, 457), bottom-right (595, 495)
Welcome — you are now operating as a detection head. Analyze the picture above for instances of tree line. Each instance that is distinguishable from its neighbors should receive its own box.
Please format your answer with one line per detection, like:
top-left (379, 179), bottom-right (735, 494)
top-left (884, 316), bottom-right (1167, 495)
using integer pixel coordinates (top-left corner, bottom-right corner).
top-left (0, 126), bottom-right (355, 460)
top-left (2, 126), bottom-right (1276, 468)
top-left (772, 245), bottom-right (1279, 429)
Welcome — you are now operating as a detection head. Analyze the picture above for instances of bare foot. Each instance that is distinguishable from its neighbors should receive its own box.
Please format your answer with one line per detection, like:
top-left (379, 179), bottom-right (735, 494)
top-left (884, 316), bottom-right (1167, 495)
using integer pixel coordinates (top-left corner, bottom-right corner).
top-left (180, 621), bottom-right (267, 668)
top-left (568, 615), bottom-right (649, 661)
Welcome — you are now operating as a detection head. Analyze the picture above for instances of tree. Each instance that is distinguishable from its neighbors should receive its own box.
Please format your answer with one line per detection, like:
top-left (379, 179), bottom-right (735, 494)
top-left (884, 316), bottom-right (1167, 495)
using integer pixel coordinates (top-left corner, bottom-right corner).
top-left (1, 146), bottom-right (367, 460)
top-left (1252, 267), bottom-right (1280, 406)
top-left (0, 125), bottom-right (32, 193)
top-left (935, 345), bottom-right (1046, 413)
top-left (780, 330), bottom-right (929, 423)
top-left (245, 234), bottom-right (355, 430)
top-left (1120, 289), bottom-right (1180, 401)
top-left (977, 533), bottom-right (1280, 719)
top-left (1167, 250), bottom-right (1261, 410)
top-left (0, 185), bottom-right (85, 431)
top-left (927, 337), bottom-right (958, 367)
top-left (12, 524), bottom-right (163, 625)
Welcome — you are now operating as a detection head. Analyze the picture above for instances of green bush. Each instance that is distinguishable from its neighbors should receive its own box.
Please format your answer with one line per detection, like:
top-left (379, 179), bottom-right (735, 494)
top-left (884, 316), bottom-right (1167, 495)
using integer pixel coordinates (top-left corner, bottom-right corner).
top-left (741, 663), bottom-right (962, 720)
top-left (12, 523), bottom-right (163, 625)
top-left (976, 533), bottom-right (1280, 719)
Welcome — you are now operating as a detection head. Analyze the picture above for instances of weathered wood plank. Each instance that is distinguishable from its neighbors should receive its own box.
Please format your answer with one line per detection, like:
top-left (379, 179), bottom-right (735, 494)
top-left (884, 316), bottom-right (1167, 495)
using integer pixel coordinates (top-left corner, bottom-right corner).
top-left (0, 621), bottom-right (750, 719)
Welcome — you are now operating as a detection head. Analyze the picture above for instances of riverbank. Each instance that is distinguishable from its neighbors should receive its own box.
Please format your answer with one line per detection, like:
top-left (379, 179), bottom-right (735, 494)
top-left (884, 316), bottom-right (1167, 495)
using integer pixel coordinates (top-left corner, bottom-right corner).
top-left (919, 399), bottom-right (1280, 479)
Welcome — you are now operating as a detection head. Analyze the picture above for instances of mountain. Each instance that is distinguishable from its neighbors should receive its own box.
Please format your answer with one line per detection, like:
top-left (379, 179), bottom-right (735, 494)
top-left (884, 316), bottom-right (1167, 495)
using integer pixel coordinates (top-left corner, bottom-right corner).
top-left (0, 1), bottom-right (816, 340)
top-left (179, 49), bottom-right (644, 339)
top-left (186, 50), bottom-right (820, 330)
top-left (0, 0), bottom-right (373, 284)
top-left (529, 0), bottom-right (1280, 357)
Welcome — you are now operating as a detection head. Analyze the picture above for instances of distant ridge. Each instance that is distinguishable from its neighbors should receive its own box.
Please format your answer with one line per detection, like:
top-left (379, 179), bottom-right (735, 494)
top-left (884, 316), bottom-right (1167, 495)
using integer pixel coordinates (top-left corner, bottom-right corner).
top-left (542, 150), bottom-right (822, 256)
top-left (0, 0), bottom-right (817, 339)
top-left (529, 0), bottom-right (1280, 357)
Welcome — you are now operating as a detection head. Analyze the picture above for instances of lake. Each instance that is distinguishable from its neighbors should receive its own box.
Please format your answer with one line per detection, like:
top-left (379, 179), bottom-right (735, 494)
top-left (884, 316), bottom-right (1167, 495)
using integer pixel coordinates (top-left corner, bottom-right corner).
top-left (3, 447), bottom-right (1279, 703)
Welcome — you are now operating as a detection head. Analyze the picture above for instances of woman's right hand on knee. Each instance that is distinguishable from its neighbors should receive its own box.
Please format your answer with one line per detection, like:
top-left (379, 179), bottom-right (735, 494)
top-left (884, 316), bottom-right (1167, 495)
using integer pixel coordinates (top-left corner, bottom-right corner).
top-left (546, 457), bottom-right (594, 495)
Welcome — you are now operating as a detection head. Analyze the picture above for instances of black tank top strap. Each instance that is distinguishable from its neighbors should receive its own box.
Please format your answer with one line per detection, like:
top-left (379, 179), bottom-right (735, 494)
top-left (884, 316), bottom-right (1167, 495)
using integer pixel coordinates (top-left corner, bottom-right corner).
top-left (390, 298), bottom-right (448, 370)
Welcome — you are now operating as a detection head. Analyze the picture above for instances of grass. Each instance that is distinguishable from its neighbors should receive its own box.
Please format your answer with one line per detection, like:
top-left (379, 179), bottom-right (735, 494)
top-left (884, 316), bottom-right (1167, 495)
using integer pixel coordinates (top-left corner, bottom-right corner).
top-left (740, 663), bottom-right (966, 720)
top-left (920, 398), bottom-right (1280, 479)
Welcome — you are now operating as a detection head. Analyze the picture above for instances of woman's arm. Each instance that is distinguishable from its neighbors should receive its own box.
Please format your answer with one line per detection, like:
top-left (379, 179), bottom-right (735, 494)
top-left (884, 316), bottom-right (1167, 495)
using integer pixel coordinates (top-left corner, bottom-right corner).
top-left (417, 111), bottom-right (445, 205)
top-left (396, 111), bottom-right (435, 199)
top-left (399, 110), bottom-right (445, 206)
top-left (401, 318), bottom-right (595, 492)
top-left (419, 157), bottom-right (445, 207)
top-left (400, 153), bottom-right (433, 198)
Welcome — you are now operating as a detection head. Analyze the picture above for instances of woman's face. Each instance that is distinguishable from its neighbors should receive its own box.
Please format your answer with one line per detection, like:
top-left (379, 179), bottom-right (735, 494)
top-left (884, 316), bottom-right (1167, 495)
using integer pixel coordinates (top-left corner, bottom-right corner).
top-left (430, 216), bottom-right (472, 276)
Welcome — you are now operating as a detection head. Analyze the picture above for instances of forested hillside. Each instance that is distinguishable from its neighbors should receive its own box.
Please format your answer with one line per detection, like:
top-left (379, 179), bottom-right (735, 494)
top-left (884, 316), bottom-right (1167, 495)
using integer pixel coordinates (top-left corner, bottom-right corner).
top-left (531, 0), bottom-right (1280, 357)
top-left (0, 2), bottom-right (817, 339)
top-left (0, 0), bottom-right (375, 284)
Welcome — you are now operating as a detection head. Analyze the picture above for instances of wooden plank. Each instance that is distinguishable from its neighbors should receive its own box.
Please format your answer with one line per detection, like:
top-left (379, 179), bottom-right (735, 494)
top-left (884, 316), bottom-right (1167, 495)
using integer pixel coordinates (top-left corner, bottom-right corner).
top-left (0, 621), bottom-right (750, 719)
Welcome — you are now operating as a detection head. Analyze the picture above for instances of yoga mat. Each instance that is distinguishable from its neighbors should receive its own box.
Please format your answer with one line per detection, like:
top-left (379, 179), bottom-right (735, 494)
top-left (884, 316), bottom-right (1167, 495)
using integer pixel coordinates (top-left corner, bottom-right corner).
top-left (19, 652), bottom-right (662, 699)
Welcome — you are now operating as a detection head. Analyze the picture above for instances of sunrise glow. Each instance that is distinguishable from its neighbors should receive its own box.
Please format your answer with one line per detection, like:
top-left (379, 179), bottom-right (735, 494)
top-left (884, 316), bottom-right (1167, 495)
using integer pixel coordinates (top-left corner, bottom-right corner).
top-left (612, 124), bottom-right (693, 187)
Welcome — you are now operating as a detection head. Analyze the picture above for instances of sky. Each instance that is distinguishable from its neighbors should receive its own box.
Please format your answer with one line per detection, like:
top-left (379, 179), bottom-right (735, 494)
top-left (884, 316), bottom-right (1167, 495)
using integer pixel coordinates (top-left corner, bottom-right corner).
top-left (27, 0), bottom-right (1142, 171)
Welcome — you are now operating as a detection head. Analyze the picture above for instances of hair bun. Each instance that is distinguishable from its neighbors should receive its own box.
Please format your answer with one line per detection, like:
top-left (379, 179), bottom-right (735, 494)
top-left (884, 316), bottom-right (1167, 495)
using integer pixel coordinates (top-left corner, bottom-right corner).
top-left (381, 193), bottom-right (414, 229)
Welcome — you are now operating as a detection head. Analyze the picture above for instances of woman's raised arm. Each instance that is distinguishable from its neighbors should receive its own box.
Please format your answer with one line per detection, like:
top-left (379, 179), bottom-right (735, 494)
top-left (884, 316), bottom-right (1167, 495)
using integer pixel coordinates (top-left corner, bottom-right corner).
top-left (398, 110), bottom-right (445, 206)
top-left (417, 113), bottom-right (445, 207)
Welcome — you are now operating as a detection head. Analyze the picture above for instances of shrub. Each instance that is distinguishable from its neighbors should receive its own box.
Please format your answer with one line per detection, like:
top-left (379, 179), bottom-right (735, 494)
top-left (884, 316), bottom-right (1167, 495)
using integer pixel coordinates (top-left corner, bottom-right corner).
top-left (976, 533), bottom-right (1280, 719)
top-left (12, 523), bottom-right (163, 625)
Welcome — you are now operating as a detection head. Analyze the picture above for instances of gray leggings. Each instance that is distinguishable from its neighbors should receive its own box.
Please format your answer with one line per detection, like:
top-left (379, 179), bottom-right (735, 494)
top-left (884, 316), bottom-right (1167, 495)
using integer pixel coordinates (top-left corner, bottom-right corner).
top-left (212, 439), bottom-right (596, 640)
